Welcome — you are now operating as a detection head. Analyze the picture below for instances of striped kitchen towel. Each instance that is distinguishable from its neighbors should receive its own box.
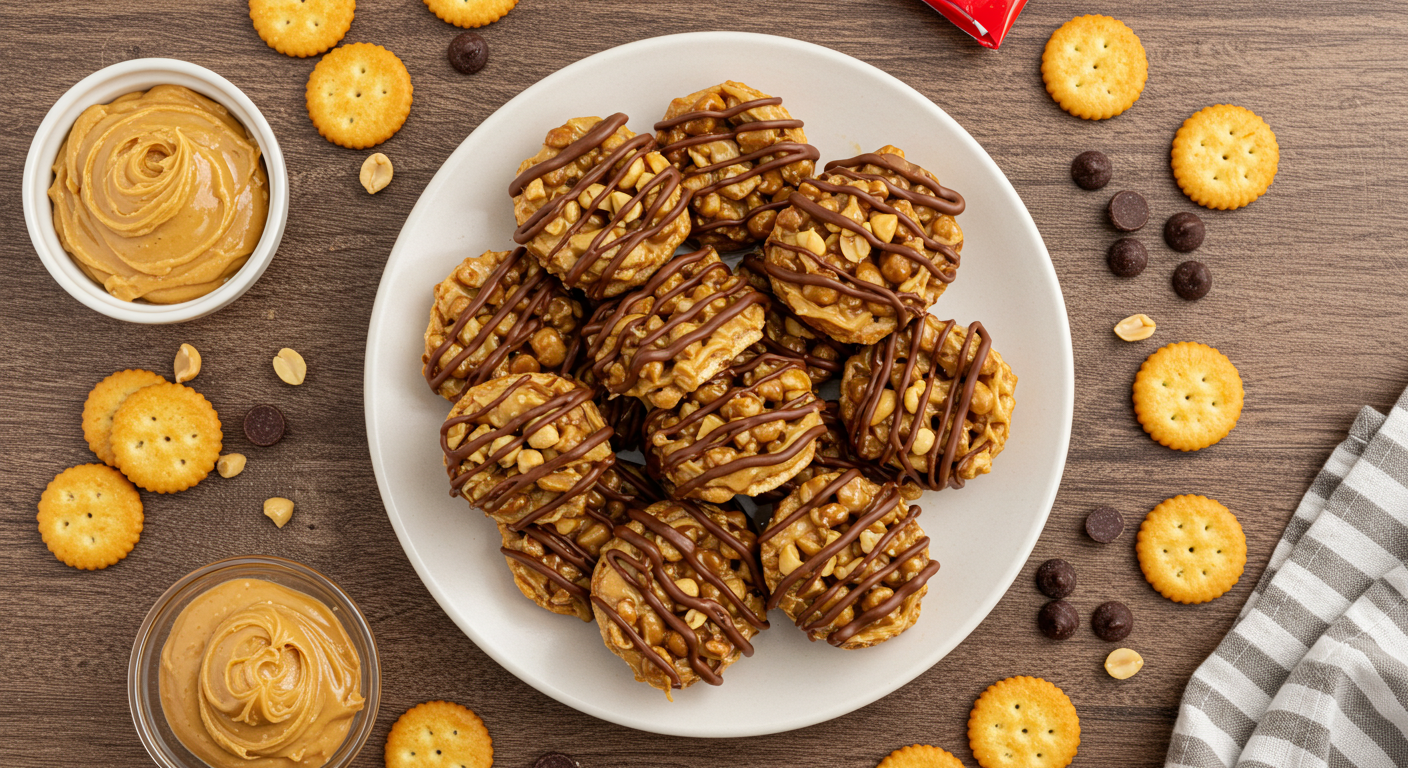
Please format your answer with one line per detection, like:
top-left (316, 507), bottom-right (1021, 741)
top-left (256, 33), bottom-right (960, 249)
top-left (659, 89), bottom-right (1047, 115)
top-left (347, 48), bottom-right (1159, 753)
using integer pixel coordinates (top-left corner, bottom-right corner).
top-left (1166, 386), bottom-right (1408, 768)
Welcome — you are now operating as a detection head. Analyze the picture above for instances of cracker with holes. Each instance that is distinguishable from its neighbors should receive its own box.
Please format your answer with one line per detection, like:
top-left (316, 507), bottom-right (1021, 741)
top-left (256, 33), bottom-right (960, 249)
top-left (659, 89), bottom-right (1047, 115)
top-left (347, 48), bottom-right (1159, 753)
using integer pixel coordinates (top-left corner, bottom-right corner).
top-left (110, 382), bottom-right (222, 493)
top-left (82, 369), bottom-right (166, 466)
top-left (1137, 494), bottom-right (1247, 604)
top-left (1133, 341), bottom-right (1244, 451)
top-left (306, 43), bottom-right (413, 149)
top-left (968, 676), bottom-right (1080, 768)
top-left (385, 700), bottom-right (492, 768)
top-left (877, 744), bottom-right (965, 768)
top-left (249, 0), bottom-right (354, 58)
top-left (37, 464), bottom-right (143, 570)
top-left (1041, 15), bottom-right (1147, 120)
top-left (423, 0), bottom-right (516, 28)
top-left (1172, 104), bottom-right (1279, 210)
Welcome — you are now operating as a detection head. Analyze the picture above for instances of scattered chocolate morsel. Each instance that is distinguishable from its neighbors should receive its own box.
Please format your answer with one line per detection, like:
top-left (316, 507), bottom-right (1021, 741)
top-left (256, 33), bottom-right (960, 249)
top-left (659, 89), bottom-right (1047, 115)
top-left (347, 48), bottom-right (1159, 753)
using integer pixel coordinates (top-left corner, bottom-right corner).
top-left (447, 31), bottom-right (489, 74)
top-left (1091, 600), bottom-right (1134, 642)
top-left (1070, 150), bottom-right (1112, 190)
top-left (1085, 506), bottom-right (1125, 543)
top-left (1035, 558), bottom-right (1077, 599)
top-left (243, 404), bottom-right (286, 447)
top-left (1172, 260), bottom-right (1212, 300)
top-left (533, 753), bottom-right (581, 768)
top-left (1163, 212), bottom-right (1206, 252)
top-left (1107, 190), bottom-right (1149, 232)
top-left (1107, 238), bottom-right (1148, 277)
top-left (1038, 600), bottom-right (1079, 640)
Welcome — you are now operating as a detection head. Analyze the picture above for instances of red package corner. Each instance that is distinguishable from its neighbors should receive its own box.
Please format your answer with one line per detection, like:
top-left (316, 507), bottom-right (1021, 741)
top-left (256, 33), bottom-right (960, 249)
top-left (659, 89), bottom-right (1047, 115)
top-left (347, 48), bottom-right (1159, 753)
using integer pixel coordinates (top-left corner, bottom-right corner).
top-left (919, 0), bottom-right (1029, 49)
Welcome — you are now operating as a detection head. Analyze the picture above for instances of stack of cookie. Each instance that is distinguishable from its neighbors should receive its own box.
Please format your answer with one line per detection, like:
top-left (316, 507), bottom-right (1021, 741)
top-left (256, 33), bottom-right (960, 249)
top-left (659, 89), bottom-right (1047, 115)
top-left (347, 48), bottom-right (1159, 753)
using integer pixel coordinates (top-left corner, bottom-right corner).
top-left (419, 80), bottom-right (1020, 696)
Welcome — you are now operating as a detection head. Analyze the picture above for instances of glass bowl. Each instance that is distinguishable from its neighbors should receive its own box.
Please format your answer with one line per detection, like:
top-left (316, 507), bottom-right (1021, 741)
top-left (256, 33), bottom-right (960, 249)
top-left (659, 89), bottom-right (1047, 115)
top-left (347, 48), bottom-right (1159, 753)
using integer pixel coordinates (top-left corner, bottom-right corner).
top-left (128, 555), bottom-right (380, 768)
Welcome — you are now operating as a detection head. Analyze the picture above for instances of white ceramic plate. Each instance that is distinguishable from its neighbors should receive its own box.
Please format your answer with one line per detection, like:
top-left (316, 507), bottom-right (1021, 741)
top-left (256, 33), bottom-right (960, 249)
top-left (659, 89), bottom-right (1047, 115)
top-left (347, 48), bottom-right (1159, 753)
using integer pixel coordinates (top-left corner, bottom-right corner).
top-left (364, 31), bottom-right (1072, 738)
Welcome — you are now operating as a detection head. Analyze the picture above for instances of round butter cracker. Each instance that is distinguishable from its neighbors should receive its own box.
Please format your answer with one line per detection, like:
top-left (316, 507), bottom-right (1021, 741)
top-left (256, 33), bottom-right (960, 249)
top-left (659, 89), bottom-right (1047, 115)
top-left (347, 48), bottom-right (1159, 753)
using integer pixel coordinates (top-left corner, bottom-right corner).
top-left (968, 676), bottom-right (1080, 768)
top-left (1138, 494), bottom-right (1247, 604)
top-left (82, 369), bottom-right (166, 466)
top-left (1173, 104), bottom-right (1279, 210)
top-left (1042, 15), bottom-right (1147, 120)
top-left (306, 43), bottom-right (413, 149)
top-left (1133, 341), bottom-right (1244, 451)
top-left (385, 700), bottom-right (492, 768)
top-left (424, 0), bottom-right (517, 28)
top-left (37, 464), bottom-right (144, 570)
top-left (250, 0), bottom-right (354, 58)
top-left (110, 382), bottom-right (222, 494)
top-left (878, 744), bottom-right (966, 768)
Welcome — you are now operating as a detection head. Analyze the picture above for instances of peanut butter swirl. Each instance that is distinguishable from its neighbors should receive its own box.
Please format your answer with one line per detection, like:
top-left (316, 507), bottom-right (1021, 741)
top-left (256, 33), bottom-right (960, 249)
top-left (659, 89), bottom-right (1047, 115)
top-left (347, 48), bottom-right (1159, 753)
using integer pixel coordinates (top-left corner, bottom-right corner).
top-left (592, 501), bottom-right (769, 689)
top-left (760, 469), bottom-right (939, 647)
top-left (510, 113), bottom-right (691, 299)
top-left (655, 93), bottom-right (819, 240)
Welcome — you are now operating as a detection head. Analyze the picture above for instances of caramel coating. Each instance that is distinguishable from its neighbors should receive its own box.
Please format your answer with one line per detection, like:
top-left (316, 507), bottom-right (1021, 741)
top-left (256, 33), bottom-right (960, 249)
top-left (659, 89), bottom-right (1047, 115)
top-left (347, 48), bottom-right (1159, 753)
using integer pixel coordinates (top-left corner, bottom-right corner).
top-left (586, 247), bottom-right (765, 410)
top-left (441, 373), bottom-right (615, 528)
top-left (760, 470), bottom-right (938, 649)
top-left (498, 460), bottom-right (663, 621)
top-left (511, 114), bottom-right (691, 299)
top-left (590, 500), bottom-right (768, 695)
top-left (739, 252), bottom-right (855, 386)
top-left (645, 352), bottom-right (825, 503)
top-left (424, 247), bottom-right (583, 401)
top-left (655, 81), bottom-right (818, 251)
top-left (840, 317), bottom-right (1016, 490)
top-left (762, 146), bottom-right (964, 345)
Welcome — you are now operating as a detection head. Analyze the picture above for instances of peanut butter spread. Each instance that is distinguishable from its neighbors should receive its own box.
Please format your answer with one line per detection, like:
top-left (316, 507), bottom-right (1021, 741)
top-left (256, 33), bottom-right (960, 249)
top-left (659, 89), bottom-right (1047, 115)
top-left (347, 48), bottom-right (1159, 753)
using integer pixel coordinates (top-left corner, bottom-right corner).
top-left (49, 85), bottom-right (269, 304)
top-left (159, 578), bottom-right (365, 768)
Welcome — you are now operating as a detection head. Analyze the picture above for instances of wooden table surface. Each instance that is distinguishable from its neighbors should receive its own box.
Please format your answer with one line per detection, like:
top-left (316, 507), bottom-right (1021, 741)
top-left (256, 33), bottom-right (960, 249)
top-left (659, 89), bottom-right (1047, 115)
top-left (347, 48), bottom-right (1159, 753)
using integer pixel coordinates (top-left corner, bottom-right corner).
top-left (4, 1), bottom-right (1407, 766)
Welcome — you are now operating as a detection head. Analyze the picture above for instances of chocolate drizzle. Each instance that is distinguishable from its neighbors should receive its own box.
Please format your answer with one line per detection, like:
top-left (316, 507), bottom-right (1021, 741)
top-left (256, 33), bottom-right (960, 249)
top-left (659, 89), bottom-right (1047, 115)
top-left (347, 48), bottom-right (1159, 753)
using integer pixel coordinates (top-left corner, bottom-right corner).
top-left (763, 151), bottom-right (965, 326)
top-left (758, 469), bottom-right (939, 646)
top-left (591, 502), bottom-right (769, 688)
top-left (655, 96), bottom-right (820, 235)
top-left (646, 353), bottom-right (826, 497)
top-left (585, 247), bottom-right (768, 396)
top-left (850, 319), bottom-right (994, 490)
top-left (441, 374), bottom-right (615, 521)
top-left (510, 114), bottom-right (690, 299)
top-left (755, 400), bottom-right (891, 505)
top-left (424, 247), bottom-right (564, 397)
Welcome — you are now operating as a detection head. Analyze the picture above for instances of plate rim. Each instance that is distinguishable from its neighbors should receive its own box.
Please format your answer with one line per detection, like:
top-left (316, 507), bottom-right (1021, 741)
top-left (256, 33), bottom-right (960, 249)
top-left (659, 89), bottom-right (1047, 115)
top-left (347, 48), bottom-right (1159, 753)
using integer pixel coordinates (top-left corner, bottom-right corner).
top-left (364, 30), bottom-right (1074, 737)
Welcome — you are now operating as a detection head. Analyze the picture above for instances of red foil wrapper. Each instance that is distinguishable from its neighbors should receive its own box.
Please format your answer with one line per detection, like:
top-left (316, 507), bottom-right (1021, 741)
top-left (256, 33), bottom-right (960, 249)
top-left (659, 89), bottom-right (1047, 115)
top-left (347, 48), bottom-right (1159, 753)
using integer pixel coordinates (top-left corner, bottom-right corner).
top-left (920, 0), bottom-right (1029, 49)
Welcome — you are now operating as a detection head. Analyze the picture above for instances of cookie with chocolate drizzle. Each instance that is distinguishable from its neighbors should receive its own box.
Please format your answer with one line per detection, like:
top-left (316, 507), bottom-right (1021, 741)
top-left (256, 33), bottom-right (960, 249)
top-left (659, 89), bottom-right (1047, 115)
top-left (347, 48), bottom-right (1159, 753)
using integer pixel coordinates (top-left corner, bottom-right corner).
top-left (840, 316), bottom-right (1017, 491)
top-left (760, 469), bottom-right (939, 649)
top-left (761, 145), bottom-right (965, 345)
top-left (655, 81), bottom-right (819, 251)
top-left (585, 246), bottom-right (766, 410)
top-left (441, 373), bottom-right (616, 528)
top-left (510, 114), bottom-right (692, 299)
top-left (423, 247), bottom-right (584, 401)
top-left (498, 459), bottom-right (663, 622)
top-left (590, 499), bottom-right (769, 696)
top-left (645, 351), bottom-right (825, 503)
top-left (739, 252), bottom-right (855, 387)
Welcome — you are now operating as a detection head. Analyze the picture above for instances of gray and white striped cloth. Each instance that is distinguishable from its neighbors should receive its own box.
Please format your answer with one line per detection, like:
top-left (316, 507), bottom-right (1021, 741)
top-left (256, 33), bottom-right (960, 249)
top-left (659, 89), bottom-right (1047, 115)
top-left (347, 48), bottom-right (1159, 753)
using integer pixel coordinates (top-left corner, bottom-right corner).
top-left (1167, 386), bottom-right (1408, 768)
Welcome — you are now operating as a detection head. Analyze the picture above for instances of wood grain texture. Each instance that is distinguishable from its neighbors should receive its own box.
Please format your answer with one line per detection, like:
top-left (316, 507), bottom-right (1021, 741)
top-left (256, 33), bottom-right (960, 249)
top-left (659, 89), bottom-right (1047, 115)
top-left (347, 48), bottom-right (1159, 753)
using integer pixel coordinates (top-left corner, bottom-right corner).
top-left (2, 1), bottom-right (1407, 766)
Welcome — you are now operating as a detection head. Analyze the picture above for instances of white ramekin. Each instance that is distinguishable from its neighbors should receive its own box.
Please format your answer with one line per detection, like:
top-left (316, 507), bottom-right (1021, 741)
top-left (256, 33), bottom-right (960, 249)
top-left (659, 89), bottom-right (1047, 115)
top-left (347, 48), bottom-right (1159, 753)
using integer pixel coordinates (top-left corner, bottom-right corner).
top-left (22, 58), bottom-right (289, 324)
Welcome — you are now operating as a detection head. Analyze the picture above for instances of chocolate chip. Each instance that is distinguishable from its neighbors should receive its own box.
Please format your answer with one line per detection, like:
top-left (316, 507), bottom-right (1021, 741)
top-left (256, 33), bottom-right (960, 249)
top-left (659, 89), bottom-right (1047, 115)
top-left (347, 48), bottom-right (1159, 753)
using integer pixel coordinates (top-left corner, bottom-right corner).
top-left (448, 32), bottom-right (489, 74)
top-left (1085, 507), bottom-right (1125, 543)
top-left (243, 405), bottom-right (286, 447)
top-left (1172, 260), bottom-right (1212, 300)
top-left (1107, 238), bottom-right (1148, 277)
top-left (533, 754), bottom-right (580, 768)
top-left (1091, 601), bottom-right (1134, 642)
top-left (1038, 600), bottom-right (1079, 640)
top-left (1163, 212), bottom-right (1205, 252)
top-left (1070, 151), bottom-right (1112, 190)
top-left (1035, 558), bottom-right (1076, 599)
top-left (1107, 191), bottom-right (1149, 232)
